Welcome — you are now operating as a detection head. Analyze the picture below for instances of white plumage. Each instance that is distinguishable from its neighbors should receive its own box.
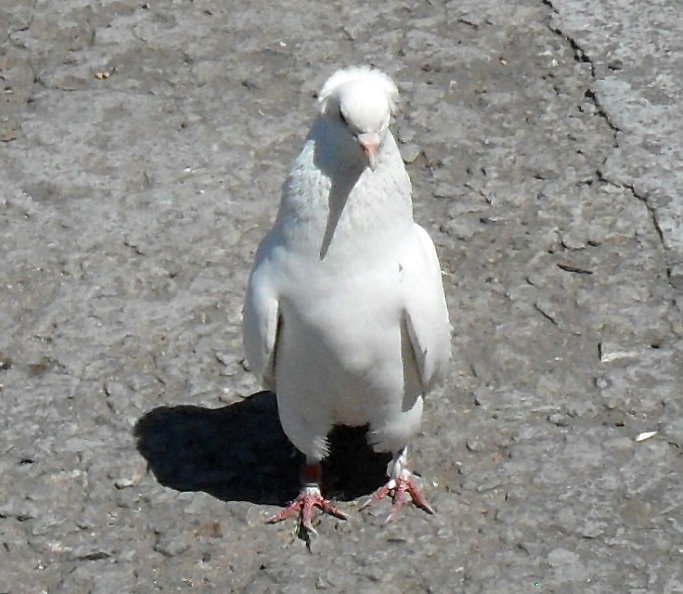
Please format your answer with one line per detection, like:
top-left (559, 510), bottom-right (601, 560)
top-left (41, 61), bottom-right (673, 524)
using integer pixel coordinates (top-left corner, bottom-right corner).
top-left (243, 66), bottom-right (450, 532)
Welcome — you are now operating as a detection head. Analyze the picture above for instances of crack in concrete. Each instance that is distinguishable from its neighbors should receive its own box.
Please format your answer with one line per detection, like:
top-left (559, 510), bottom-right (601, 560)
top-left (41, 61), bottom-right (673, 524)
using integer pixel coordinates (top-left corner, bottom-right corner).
top-left (628, 184), bottom-right (671, 279)
top-left (541, 0), bottom-right (595, 76)
top-left (583, 88), bottom-right (620, 138)
top-left (541, 0), bottom-right (674, 285)
top-left (541, 0), bottom-right (618, 139)
top-left (596, 171), bottom-right (672, 278)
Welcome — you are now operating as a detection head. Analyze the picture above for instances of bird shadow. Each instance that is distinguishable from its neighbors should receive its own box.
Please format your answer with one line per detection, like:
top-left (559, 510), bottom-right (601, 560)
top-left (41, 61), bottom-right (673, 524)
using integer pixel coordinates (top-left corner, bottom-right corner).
top-left (134, 391), bottom-right (390, 506)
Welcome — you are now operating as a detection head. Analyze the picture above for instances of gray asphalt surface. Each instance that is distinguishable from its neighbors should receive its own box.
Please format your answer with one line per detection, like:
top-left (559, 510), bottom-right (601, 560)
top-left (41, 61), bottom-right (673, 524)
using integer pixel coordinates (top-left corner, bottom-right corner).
top-left (1, 1), bottom-right (682, 592)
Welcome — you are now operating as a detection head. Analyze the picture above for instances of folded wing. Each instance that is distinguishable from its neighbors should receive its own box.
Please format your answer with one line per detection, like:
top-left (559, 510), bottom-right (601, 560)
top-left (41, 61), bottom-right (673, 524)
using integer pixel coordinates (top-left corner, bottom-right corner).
top-left (243, 255), bottom-right (280, 391)
top-left (402, 225), bottom-right (451, 395)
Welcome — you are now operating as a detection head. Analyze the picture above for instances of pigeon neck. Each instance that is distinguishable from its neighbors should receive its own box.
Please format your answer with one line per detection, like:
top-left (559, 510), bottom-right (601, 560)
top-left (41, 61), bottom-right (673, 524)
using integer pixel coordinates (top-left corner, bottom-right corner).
top-left (276, 122), bottom-right (414, 259)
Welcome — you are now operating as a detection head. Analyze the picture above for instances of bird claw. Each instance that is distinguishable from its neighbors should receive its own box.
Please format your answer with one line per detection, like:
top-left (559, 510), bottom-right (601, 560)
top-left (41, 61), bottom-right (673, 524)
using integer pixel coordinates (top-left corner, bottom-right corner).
top-left (268, 486), bottom-right (347, 534)
top-left (361, 472), bottom-right (434, 522)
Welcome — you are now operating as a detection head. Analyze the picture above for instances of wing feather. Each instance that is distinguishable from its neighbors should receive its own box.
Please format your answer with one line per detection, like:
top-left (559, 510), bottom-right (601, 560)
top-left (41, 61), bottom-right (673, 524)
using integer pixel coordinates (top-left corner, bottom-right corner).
top-left (402, 225), bottom-right (451, 394)
top-left (242, 256), bottom-right (280, 391)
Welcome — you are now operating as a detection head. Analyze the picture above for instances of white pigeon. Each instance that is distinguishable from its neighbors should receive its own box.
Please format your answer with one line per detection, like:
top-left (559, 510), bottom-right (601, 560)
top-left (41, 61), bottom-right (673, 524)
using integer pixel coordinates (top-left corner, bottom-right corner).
top-left (243, 66), bottom-right (451, 533)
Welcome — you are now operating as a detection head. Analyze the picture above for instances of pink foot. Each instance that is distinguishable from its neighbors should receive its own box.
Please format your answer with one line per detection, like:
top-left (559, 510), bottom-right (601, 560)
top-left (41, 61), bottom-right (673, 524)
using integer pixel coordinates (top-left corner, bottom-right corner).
top-left (360, 469), bottom-right (434, 522)
top-left (268, 485), bottom-right (347, 533)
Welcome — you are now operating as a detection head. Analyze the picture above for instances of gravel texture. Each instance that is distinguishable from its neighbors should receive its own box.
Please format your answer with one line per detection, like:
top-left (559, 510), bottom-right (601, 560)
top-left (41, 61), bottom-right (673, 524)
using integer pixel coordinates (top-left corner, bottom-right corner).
top-left (1, 0), bottom-right (681, 592)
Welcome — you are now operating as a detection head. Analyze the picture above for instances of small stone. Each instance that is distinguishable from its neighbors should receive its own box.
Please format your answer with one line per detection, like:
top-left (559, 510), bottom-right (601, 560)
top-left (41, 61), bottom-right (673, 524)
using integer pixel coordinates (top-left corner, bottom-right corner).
top-left (397, 125), bottom-right (415, 143)
top-left (547, 547), bottom-right (580, 566)
top-left (579, 521), bottom-right (606, 538)
top-left (465, 438), bottom-right (485, 452)
top-left (599, 343), bottom-right (638, 363)
top-left (594, 376), bottom-right (611, 389)
top-left (154, 533), bottom-right (191, 558)
top-left (215, 351), bottom-right (239, 366)
top-left (560, 231), bottom-right (587, 250)
top-left (400, 143), bottom-right (422, 164)
top-left (103, 380), bottom-right (126, 399)
top-left (669, 264), bottom-right (683, 290)
top-left (548, 412), bottom-right (568, 427)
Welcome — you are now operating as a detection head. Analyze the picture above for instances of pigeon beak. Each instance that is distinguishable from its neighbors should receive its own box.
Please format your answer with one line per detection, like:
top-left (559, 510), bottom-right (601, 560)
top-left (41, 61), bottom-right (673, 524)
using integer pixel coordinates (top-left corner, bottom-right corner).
top-left (358, 133), bottom-right (380, 171)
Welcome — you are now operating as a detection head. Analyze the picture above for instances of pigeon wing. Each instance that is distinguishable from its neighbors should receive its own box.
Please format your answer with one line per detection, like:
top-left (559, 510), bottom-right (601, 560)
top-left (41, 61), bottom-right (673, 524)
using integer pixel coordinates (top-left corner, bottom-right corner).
top-left (402, 225), bottom-right (451, 395)
top-left (242, 251), bottom-right (280, 391)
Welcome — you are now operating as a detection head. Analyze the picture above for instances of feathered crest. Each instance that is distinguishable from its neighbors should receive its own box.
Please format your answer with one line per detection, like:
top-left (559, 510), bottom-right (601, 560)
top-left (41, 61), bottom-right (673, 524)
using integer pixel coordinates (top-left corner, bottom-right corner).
top-left (318, 66), bottom-right (398, 114)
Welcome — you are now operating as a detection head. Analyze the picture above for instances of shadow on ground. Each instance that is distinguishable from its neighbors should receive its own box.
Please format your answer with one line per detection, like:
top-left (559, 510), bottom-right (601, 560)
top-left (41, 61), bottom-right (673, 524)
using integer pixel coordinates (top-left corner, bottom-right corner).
top-left (134, 391), bottom-right (391, 506)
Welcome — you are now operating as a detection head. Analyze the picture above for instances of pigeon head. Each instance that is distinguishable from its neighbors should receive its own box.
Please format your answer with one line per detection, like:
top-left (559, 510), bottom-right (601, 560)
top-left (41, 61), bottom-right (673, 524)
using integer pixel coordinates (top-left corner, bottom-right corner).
top-left (318, 66), bottom-right (398, 171)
